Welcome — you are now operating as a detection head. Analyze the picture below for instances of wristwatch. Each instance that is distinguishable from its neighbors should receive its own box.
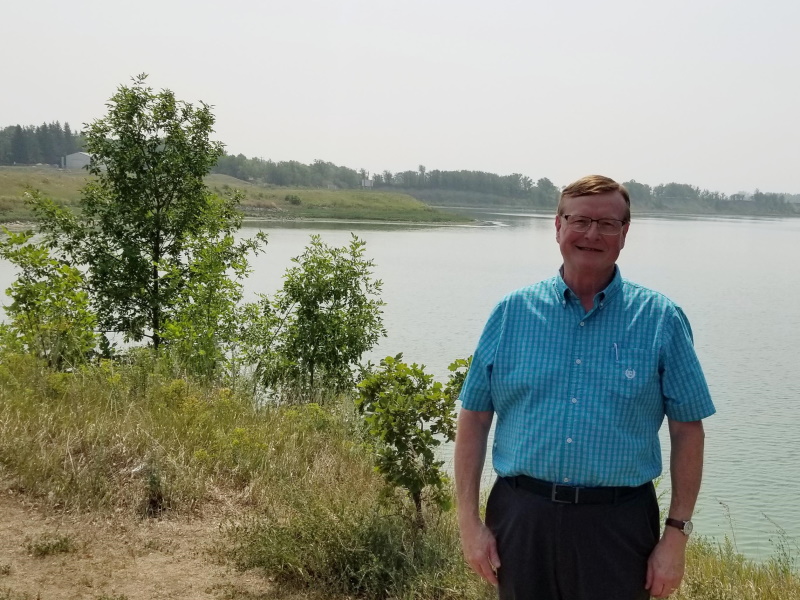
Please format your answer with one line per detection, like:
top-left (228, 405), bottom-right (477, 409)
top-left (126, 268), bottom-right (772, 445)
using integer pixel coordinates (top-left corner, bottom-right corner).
top-left (665, 518), bottom-right (693, 536)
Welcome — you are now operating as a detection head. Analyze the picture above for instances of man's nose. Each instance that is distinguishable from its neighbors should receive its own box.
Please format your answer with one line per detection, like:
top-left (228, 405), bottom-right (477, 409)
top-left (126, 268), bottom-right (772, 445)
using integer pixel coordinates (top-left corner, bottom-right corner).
top-left (583, 221), bottom-right (602, 238)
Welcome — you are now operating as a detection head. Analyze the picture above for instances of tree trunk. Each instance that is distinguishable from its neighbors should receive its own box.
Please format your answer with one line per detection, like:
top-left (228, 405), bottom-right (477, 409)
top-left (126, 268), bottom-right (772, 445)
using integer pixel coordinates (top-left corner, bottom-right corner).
top-left (413, 491), bottom-right (424, 530)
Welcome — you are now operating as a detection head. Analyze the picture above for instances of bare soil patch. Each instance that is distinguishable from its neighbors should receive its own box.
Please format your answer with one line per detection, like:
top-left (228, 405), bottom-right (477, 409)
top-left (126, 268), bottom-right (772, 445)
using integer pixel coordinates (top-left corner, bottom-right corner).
top-left (0, 483), bottom-right (296, 600)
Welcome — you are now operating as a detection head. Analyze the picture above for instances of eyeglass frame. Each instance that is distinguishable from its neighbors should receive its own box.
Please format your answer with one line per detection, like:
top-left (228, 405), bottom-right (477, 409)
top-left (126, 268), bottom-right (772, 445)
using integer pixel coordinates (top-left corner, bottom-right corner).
top-left (560, 214), bottom-right (628, 235)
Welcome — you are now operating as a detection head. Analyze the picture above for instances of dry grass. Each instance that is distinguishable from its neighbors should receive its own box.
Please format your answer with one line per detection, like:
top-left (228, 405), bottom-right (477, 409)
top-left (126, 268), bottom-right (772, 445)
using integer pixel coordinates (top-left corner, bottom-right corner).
top-left (0, 351), bottom-right (372, 516)
top-left (674, 537), bottom-right (800, 599)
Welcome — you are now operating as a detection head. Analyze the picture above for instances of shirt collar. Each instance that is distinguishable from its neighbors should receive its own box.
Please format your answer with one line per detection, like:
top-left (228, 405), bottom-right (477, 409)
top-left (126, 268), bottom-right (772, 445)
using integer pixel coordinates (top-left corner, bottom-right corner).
top-left (554, 265), bottom-right (623, 308)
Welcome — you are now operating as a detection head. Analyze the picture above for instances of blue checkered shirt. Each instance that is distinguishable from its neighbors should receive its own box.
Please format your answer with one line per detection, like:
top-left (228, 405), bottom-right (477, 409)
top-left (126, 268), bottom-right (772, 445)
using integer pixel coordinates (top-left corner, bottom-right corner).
top-left (460, 267), bottom-right (715, 487)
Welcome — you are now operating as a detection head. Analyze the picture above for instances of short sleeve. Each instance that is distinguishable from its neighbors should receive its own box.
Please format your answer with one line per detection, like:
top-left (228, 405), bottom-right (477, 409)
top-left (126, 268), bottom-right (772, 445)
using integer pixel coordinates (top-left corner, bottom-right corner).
top-left (459, 300), bottom-right (506, 412)
top-left (660, 306), bottom-right (716, 421)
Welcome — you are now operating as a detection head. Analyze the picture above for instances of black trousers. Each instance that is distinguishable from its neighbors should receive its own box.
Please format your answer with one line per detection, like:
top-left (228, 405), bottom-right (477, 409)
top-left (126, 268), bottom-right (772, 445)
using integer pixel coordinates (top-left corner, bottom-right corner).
top-left (485, 477), bottom-right (660, 600)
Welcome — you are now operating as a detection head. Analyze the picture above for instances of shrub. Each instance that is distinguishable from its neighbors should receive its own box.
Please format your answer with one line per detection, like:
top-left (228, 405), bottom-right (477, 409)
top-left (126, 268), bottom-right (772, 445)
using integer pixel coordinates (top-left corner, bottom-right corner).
top-left (0, 226), bottom-right (97, 369)
top-left (26, 533), bottom-right (75, 557)
top-left (242, 234), bottom-right (385, 399)
top-left (357, 355), bottom-right (464, 521)
top-left (226, 492), bottom-right (492, 600)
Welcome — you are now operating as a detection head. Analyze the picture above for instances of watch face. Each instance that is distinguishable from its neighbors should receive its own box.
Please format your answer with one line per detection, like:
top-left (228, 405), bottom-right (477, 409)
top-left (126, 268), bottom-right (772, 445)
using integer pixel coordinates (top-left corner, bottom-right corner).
top-left (684, 520), bottom-right (693, 535)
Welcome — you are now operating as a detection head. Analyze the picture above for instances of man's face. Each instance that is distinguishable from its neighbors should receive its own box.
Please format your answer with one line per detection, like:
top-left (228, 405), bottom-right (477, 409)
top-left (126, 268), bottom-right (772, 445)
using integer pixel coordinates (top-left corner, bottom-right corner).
top-left (555, 191), bottom-right (630, 276)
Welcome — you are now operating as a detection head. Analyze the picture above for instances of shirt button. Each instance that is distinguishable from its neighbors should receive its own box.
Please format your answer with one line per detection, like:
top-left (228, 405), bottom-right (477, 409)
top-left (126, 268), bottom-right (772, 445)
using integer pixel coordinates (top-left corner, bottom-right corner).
top-left (579, 321), bottom-right (585, 327)
top-left (566, 437), bottom-right (573, 444)
top-left (571, 398), bottom-right (578, 404)
top-left (575, 358), bottom-right (582, 365)
top-left (563, 477), bottom-right (570, 483)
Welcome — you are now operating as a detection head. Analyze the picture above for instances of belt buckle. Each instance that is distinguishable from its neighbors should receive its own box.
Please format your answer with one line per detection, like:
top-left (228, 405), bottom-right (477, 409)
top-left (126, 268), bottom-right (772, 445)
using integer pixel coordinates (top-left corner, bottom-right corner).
top-left (551, 484), bottom-right (579, 504)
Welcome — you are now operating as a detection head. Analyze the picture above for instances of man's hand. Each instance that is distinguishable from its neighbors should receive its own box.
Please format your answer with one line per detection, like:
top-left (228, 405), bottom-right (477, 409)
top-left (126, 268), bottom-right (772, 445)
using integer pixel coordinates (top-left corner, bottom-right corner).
top-left (646, 419), bottom-right (704, 597)
top-left (454, 409), bottom-right (496, 584)
top-left (459, 517), bottom-right (501, 586)
top-left (645, 529), bottom-right (687, 598)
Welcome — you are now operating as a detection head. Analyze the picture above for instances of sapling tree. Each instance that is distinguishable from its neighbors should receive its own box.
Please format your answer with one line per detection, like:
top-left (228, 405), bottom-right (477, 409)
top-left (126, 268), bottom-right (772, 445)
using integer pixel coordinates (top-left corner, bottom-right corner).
top-left (245, 234), bottom-right (385, 398)
top-left (161, 223), bottom-right (267, 380)
top-left (357, 354), bottom-right (469, 524)
top-left (30, 74), bottom-right (259, 350)
top-left (0, 226), bottom-right (97, 369)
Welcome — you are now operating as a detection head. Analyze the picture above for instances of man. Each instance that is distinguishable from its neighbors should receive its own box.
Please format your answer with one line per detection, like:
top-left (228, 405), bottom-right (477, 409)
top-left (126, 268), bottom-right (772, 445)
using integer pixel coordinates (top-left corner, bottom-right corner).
top-left (454, 175), bottom-right (715, 600)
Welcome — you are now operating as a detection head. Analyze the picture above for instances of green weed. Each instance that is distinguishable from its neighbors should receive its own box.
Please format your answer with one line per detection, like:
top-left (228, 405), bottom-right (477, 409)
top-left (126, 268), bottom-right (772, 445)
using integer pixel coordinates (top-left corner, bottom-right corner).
top-left (25, 533), bottom-right (75, 557)
top-left (764, 513), bottom-right (799, 578)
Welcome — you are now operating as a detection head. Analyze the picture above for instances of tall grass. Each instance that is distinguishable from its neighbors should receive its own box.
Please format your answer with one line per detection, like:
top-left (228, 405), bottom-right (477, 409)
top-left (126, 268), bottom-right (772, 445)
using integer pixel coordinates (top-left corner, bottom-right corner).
top-left (0, 352), bottom-right (798, 599)
top-left (226, 493), bottom-right (491, 600)
top-left (677, 537), bottom-right (800, 599)
top-left (0, 351), bottom-right (369, 514)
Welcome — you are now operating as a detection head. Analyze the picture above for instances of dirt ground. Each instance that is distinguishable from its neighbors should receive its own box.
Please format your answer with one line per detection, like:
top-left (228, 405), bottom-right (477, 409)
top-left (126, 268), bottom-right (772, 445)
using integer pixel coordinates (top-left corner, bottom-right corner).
top-left (0, 483), bottom-right (303, 600)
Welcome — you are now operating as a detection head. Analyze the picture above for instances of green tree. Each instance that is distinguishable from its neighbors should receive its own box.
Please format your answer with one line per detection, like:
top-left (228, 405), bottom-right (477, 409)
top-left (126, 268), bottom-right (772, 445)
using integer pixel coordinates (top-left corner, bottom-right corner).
top-left (534, 177), bottom-right (559, 207)
top-left (161, 226), bottom-right (267, 380)
top-left (245, 234), bottom-right (385, 398)
top-left (36, 122), bottom-right (56, 165)
top-left (356, 354), bottom-right (465, 523)
top-left (0, 224), bottom-right (97, 369)
top-left (623, 180), bottom-right (653, 207)
top-left (31, 74), bottom-right (253, 350)
top-left (11, 125), bottom-right (29, 164)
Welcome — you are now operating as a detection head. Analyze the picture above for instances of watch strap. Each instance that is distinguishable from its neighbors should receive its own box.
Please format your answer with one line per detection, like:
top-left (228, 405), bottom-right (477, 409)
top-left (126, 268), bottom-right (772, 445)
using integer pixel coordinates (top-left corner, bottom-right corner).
top-left (665, 517), bottom-right (692, 535)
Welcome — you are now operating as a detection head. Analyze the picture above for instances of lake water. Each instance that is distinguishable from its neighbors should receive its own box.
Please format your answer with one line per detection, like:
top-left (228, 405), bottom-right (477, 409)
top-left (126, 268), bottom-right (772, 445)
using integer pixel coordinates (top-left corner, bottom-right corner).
top-left (1, 211), bottom-right (798, 560)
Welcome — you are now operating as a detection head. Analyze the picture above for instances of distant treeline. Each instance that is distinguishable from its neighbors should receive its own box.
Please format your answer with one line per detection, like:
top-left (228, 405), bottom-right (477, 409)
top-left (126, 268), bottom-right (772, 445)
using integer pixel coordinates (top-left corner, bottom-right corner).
top-left (214, 155), bottom-right (363, 188)
top-left (212, 155), bottom-right (561, 207)
top-left (3, 122), bottom-right (797, 216)
top-left (624, 181), bottom-right (798, 216)
top-left (372, 167), bottom-right (561, 207)
top-left (213, 154), bottom-right (799, 215)
top-left (0, 122), bottom-right (84, 166)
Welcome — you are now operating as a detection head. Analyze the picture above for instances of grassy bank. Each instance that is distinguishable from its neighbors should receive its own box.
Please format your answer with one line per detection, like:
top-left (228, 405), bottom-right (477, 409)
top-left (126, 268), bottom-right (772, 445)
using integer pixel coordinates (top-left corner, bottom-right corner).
top-left (0, 352), bottom-right (491, 599)
top-left (0, 166), bottom-right (470, 224)
top-left (0, 167), bottom-right (87, 221)
top-left (0, 354), bottom-right (798, 599)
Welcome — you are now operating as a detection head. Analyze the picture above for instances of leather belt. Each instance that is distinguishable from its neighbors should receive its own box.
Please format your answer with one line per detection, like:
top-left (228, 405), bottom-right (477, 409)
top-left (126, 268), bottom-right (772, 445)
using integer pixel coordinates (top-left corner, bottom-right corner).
top-left (505, 475), bottom-right (649, 505)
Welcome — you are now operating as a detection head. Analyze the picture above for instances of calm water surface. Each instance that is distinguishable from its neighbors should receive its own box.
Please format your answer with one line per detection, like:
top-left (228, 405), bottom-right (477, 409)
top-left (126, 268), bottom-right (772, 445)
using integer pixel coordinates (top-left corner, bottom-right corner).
top-left (1, 212), bottom-right (798, 560)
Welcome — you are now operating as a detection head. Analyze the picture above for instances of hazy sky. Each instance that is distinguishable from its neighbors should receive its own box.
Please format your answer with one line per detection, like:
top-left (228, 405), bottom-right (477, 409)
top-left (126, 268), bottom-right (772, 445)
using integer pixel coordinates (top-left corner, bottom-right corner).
top-left (5, 0), bottom-right (799, 194)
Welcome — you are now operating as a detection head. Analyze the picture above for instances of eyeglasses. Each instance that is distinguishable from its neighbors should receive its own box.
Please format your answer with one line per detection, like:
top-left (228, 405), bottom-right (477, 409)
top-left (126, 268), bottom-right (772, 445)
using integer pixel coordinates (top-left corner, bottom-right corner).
top-left (561, 214), bottom-right (627, 235)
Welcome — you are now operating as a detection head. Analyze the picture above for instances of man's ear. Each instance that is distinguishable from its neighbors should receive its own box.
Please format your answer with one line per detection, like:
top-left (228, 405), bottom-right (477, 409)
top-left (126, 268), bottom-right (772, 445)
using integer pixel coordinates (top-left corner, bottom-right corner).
top-left (620, 222), bottom-right (630, 248)
top-left (555, 214), bottom-right (563, 241)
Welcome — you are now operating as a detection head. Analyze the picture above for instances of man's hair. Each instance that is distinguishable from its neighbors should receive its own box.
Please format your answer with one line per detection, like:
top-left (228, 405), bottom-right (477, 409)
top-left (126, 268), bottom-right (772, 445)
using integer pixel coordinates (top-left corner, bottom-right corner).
top-left (558, 175), bottom-right (631, 222)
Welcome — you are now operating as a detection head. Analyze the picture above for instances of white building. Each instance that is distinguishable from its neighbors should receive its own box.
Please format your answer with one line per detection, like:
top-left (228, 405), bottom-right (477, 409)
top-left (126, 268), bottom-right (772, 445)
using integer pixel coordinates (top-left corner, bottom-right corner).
top-left (64, 152), bottom-right (92, 170)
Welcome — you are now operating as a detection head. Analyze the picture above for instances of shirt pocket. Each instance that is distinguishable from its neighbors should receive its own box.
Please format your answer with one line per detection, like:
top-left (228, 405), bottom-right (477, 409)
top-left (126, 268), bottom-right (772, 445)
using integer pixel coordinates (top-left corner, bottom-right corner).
top-left (604, 347), bottom-right (659, 402)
